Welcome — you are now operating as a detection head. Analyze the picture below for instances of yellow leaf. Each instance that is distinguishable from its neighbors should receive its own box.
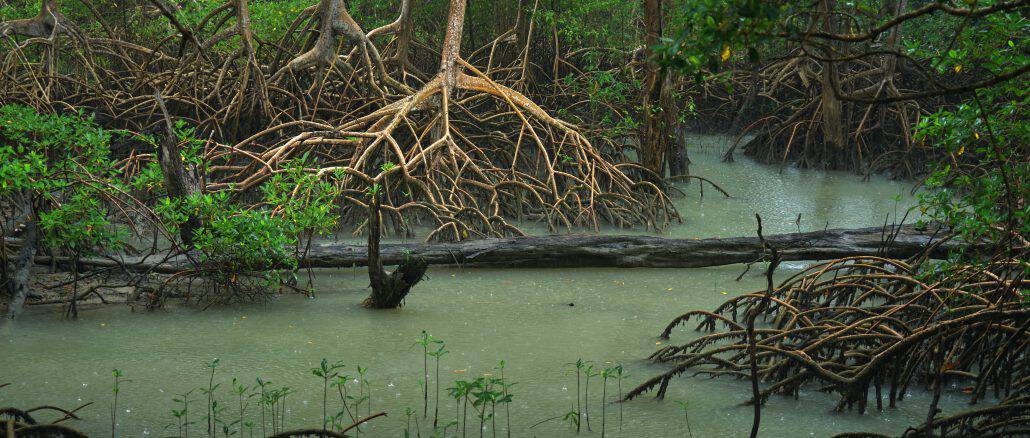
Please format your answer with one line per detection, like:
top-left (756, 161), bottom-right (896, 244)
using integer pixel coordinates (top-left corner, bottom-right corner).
top-left (974, 132), bottom-right (980, 140)
top-left (666, 287), bottom-right (673, 292)
top-left (720, 291), bottom-right (728, 295)
top-left (721, 46), bottom-right (731, 62)
top-left (957, 146), bottom-right (965, 155)
top-left (954, 65), bottom-right (962, 73)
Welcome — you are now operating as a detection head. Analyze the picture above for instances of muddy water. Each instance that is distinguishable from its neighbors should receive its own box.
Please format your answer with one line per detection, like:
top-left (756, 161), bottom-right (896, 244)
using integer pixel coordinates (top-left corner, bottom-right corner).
top-left (2, 137), bottom-right (961, 437)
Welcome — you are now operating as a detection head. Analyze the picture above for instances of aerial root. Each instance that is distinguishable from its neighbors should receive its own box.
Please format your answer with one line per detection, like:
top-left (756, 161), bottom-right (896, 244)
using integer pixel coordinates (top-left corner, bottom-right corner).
top-left (627, 255), bottom-right (1028, 419)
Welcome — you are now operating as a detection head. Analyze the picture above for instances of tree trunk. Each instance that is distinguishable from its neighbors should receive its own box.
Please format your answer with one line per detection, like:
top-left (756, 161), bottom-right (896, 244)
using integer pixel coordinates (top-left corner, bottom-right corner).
top-left (818, 0), bottom-right (846, 156)
top-left (440, 0), bottom-right (467, 89)
top-left (363, 195), bottom-right (427, 309)
top-left (640, 0), bottom-right (673, 176)
top-left (0, 0), bottom-right (64, 38)
top-left (4, 207), bottom-right (37, 320)
top-left (36, 225), bottom-right (963, 273)
top-left (155, 93), bottom-right (201, 248)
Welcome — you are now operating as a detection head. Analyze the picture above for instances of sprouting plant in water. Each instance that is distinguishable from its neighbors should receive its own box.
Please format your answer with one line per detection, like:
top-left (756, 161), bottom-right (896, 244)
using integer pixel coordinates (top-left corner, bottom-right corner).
top-left (676, 400), bottom-right (694, 438)
top-left (111, 369), bottom-right (127, 438)
top-left (413, 331), bottom-right (442, 420)
top-left (356, 365), bottom-right (371, 417)
top-left (202, 358), bottom-right (221, 437)
top-left (599, 366), bottom-right (616, 438)
top-left (404, 407), bottom-right (415, 437)
top-left (564, 358), bottom-right (587, 433)
top-left (254, 378), bottom-right (271, 437)
top-left (496, 360), bottom-right (515, 438)
top-left (447, 379), bottom-right (473, 438)
top-left (562, 406), bottom-right (581, 430)
top-left (231, 378), bottom-right (251, 437)
top-left (428, 342), bottom-right (449, 428)
top-left (613, 364), bottom-right (627, 432)
top-left (584, 362), bottom-right (598, 431)
top-left (311, 358), bottom-right (345, 432)
top-left (170, 389), bottom-right (196, 438)
top-left (331, 374), bottom-right (357, 426)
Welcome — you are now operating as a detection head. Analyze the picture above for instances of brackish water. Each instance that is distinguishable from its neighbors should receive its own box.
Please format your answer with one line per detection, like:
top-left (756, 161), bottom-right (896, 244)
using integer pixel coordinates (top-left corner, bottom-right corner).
top-left (2, 137), bottom-right (965, 437)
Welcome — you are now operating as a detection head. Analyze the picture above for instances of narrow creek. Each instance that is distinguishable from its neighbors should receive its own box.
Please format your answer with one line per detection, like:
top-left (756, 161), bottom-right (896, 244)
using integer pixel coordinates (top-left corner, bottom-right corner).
top-left (1, 136), bottom-right (966, 437)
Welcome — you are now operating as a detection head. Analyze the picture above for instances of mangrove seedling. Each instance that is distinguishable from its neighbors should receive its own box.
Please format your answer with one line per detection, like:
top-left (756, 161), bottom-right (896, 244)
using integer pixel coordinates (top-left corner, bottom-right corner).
top-left (171, 389), bottom-right (196, 438)
top-left (600, 366), bottom-right (615, 438)
top-left (331, 374), bottom-right (357, 425)
top-left (111, 369), bottom-right (127, 438)
top-left (447, 379), bottom-right (473, 438)
top-left (231, 378), bottom-right (252, 437)
top-left (428, 343), bottom-right (449, 428)
top-left (254, 378), bottom-right (271, 437)
top-left (676, 401), bottom-right (694, 438)
top-left (203, 359), bottom-right (221, 437)
top-left (413, 330), bottom-right (442, 419)
top-left (562, 406), bottom-right (581, 430)
top-left (613, 365), bottom-right (626, 431)
top-left (496, 361), bottom-right (514, 438)
top-left (564, 359), bottom-right (587, 433)
top-left (311, 358), bottom-right (346, 432)
top-left (584, 363), bottom-right (598, 431)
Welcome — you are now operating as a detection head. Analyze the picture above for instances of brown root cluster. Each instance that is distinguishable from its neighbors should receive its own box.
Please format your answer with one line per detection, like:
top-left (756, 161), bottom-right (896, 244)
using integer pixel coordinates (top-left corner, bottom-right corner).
top-left (626, 255), bottom-right (1028, 424)
top-left (727, 47), bottom-right (927, 177)
top-left (0, 0), bottom-right (678, 242)
top-left (0, 399), bottom-right (92, 438)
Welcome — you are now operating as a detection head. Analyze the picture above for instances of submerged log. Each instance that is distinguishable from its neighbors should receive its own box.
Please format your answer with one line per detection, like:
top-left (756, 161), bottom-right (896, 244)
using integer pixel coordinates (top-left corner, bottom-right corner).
top-left (26, 225), bottom-right (959, 272)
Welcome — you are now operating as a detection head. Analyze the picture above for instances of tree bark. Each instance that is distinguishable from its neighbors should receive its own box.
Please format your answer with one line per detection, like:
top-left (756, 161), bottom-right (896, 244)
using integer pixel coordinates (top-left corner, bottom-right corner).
top-left (818, 0), bottom-right (846, 155)
top-left (640, 0), bottom-right (674, 176)
top-left (4, 207), bottom-right (37, 320)
top-left (0, 0), bottom-right (65, 38)
top-left (53, 225), bottom-right (963, 273)
top-left (155, 93), bottom-right (201, 248)
top-left (363, 195), bottom-right (427, 308)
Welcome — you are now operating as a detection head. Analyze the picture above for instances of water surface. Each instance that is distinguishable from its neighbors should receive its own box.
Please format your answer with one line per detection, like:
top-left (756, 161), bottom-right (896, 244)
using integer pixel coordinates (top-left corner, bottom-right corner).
top-left (3, 138), bottom-right (956, 437)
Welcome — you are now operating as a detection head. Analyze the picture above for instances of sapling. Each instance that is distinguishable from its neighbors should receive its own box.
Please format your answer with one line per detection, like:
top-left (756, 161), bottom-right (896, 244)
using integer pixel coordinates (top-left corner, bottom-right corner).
top-left (496, 361), bottom-right (513, 438)
top-left (231, 378), bottom-right (250, 437)
top-left (311, 358), bottom-right (345, 433)
top-left (600, 366), bottom-right (614, 438)
top-left (584, 362), bottom-right (598, 431)
top-left (564, 359), bottom-right (586, 433)
top-left (447, 380), bottom-right (472, 438)
top-left (428, 343), bottom-right (449, 428)
top-left (172, 389), bottom-right (196, 438)
top-left (332, 374), bottom-right (357, 424)
top-left (613, 365), bottom-right (626, 432)
top-left (404, 407), bottom-right (414, 438)
top-left (412, 331), bottom-right (442, 419)
top-left (676, 401), bottom-right (694, 438)
top-left (111, 369), bottom-right (126, 438)
top-left (203, 359), bottom-right (221, 437)
top-left (254, 378), bottom-right (271, 437)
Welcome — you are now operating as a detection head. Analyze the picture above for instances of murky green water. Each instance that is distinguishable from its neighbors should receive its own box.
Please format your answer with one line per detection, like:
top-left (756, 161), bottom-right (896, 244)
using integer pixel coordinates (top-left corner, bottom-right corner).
top-left (2, 137), bottom-right (960, 437)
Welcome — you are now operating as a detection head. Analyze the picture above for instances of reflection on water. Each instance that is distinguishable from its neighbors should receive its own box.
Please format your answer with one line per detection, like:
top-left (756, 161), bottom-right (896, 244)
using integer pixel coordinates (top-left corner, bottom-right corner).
top-left (2, 137), bottom-right (947, 437)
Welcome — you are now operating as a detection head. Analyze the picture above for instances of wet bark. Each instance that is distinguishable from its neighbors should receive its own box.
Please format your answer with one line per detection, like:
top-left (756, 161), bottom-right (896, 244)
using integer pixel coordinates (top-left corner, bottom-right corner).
top-left (362, 196), bottom-right (427, 309)
top-left (640, 0), bottom-right (672, 175)
top-left (0, 0), bottom-right (64, 38)
top-left (5, 207), bottom-right (37, 320)
top-left (49, 225), bottom-right (961, 274)
top-left (155, 93), bottom-right (201, 248)
top-left (818, 0), bottom-right (846, 155)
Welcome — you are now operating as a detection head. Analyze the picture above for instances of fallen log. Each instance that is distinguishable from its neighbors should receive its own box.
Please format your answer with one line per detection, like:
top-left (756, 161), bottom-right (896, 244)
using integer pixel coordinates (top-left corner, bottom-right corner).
top-left (303, 224), bottom-right (956, 268)
top-left (23, 225), bottom-right (959, 272)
